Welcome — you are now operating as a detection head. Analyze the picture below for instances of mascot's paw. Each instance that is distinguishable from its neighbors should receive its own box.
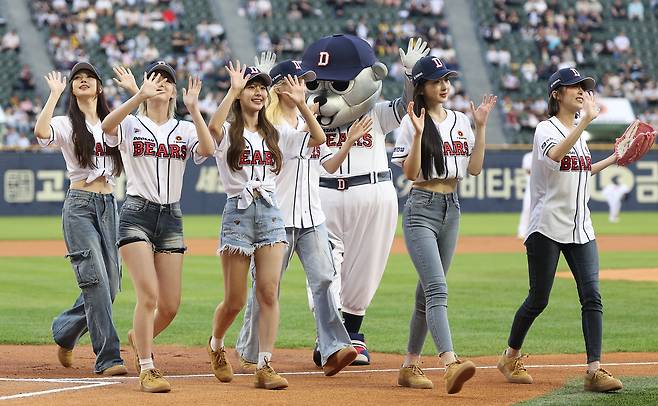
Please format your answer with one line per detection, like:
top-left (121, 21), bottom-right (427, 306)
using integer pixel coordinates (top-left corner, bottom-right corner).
top-left (400, 37), bottom-right (430, 75)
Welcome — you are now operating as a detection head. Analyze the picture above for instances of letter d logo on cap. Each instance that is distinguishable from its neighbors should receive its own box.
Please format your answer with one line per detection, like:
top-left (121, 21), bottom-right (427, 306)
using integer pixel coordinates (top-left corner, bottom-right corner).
top-left (318, 52), bottom-right (330, 67)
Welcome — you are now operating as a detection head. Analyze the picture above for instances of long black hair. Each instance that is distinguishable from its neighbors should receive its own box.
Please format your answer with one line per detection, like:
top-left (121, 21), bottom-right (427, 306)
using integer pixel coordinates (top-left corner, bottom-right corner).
top-left (66, 76), bottom-right (123, 176)
top-left (413, 81), bottom-right (445, 179)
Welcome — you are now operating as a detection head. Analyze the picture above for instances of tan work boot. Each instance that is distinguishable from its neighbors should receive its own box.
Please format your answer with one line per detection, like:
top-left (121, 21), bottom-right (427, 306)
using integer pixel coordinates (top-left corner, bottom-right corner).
top-left (239, 355), bottom-right (257, 373)
top-left (398, 364), bottom-right (434, 389)
top-left (139, 368), bottom-right (171, 393)
top-left (497, 351), bottom-right (533, 384)
top-left (207, 337), bottom-right (233, 382)
top-left (127, 330), bottom-right (140, 373)
top-left (584, 368), bottom-right (623, 392)
top-left (100, 364), bottom-right (128, 376)
top-left (254, 360), bottom-right (288, 390)
top-left (444, 359), bottom-right (476, 394)
top-left (323, 346), bottom-right (358, 376)
top-left (57, 346), bottom-right (73, 368)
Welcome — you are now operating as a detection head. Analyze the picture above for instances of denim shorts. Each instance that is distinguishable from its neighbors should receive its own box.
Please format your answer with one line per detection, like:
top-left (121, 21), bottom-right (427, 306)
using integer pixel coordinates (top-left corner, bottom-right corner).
top-left (219, 196), bottom-right (287, 256)
top-left (118, 195), bottom-right (186, 253)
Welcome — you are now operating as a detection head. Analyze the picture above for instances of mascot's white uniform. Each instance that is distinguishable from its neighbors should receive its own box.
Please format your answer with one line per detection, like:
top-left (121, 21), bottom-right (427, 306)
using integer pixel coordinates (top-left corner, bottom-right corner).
top-left (301, 34), bottom-right (428, 364)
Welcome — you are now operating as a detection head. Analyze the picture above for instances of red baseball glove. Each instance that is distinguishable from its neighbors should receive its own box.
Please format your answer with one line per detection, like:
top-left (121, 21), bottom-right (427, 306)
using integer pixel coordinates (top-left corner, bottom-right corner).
top-left (614, 120), bottom-right (656, 166)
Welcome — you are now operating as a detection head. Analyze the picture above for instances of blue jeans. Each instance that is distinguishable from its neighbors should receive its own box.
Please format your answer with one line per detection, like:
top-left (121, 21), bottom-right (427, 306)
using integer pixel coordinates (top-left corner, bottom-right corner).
top-left (403, 189), bottom-right (461, 355)
top-left (508, 232), bottom-right (603, 363)
top-left (236, 224), bottom-right (350, 365)
top-left (52, 189), bottom-right (123, 373)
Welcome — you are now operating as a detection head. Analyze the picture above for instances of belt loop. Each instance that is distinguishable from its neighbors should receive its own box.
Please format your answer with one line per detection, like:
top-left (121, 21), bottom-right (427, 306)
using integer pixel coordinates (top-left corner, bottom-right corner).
top-left (370, 172), bottom-right (375, 184)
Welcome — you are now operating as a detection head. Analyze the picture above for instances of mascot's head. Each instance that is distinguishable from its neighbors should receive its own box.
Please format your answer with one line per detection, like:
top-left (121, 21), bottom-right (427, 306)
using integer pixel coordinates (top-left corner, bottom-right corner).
top-left (301, 34), bottom-right (387, 128)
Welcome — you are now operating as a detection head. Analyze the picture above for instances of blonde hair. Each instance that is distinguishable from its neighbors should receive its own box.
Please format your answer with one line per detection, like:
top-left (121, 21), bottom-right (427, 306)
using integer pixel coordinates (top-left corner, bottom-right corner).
top-left (265, 83), bottom-right (285, 126)
top-left (137, 87), bottom-right (177, 119)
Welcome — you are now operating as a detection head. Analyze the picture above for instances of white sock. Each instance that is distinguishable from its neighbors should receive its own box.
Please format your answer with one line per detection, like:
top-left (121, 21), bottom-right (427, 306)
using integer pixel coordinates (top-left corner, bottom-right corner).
top-left (402, 354), bottom-right (420, 368)
top-left (139, 358), bottom-right (154, 372)
top-left (439, 351), bottom-right (457, 367)
top-left (587, 361), bottom-right (600, 374)
top-left (210, 336), bottom-right (224, 352)
top-left (257, 352), bottom-right (272, 369)
top-left (506, 347), bottom-right (520, 359)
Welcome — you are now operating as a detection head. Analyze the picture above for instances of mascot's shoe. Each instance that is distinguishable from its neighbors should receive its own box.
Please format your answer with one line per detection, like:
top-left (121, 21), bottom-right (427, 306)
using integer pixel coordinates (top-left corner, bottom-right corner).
top-left (207, 337), bottom-right (233, 382)
top-left (323, 346), bottom-right (358, 376)
top-left (312, 341), bottom-right (322, 368)
top-left (99, 364), bottom-right (128, 376)
top-left (398, 364), bottom-right (434, 389)
top-left (139, 368), bottom-right (171, 393)
top-left (254, 360), bottom-right (288, 390)
top-left (349, 333), bottom-right (370, 366)
top-left (497, 351), bottom-right (533, 384)
top-left (57, 345), bottom-right (73, 368)
top-left (584, 368), bottom-right (623, 392)
top-left (444, 359), bottom-right (476, 394)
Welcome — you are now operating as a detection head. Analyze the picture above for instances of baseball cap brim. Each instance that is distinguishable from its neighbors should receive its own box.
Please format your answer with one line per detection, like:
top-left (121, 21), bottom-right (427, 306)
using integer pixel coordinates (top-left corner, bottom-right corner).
top-left (147, 65), bottom-right (177, 84)
top-left (246, 72), bottom-right (273, 87)
top-left (70, 62), bottom-right (101, 81)
top-left (413, 69), bottom-right (458, 85)
top-left (563, 76), bottom-right (595, 91)
top-left (273, 69), bottom-right (317, 85)
top-left (312, 65), bottom-right (363, 82)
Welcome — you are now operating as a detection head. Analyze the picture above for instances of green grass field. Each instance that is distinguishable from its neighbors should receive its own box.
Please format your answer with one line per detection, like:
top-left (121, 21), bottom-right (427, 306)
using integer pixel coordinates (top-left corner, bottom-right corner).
top-left (1, 212), bottom-right (657, 404)
top-left (1, 211), bottom-right (656, 240)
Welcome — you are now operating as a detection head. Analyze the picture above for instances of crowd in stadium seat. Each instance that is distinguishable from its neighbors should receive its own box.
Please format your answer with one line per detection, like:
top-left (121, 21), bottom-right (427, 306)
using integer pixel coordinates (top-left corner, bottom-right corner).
top-left (476, 0), bottom-right (658, 139)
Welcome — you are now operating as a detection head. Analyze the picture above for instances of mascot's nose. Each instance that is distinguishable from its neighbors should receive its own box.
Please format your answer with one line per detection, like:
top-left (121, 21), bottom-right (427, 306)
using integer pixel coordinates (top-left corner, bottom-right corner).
top-left (313, 95), bottom-right (327, 107)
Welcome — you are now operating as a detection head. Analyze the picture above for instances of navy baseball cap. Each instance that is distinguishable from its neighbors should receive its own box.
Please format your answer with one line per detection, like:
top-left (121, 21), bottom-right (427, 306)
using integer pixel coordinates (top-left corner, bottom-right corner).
top-left (548, 67), bottom-right (595, 94)
top-left (70, 62), bottom-right (101, 81)
top-left (244, 66), bottom-right (272, 87)
top-left (146, 60), bottom-right (176, 84)
top-left (411, 56), bottom-right (458, 86)
top-left (301, 34), bottom-right (376, 81)
top-left (270, 60), bottom-right (316, 85)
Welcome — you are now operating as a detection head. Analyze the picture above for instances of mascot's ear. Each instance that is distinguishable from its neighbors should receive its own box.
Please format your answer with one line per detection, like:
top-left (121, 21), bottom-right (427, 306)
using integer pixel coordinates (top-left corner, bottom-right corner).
top-left (371, 62), bottom-right (388, 81)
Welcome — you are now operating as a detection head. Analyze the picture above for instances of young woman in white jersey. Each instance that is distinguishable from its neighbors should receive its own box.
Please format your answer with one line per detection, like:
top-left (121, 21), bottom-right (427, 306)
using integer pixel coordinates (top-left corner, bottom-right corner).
top-left (234, 59), bottom-right (374, 376)
top-left (497, 68), bottom-right (622, 393)
top-left (101, 61), bottom-right (214, 393)
top-left (34, 62), bottom-right (127, 376)
top-left (391, 56), bottom-right (496, 394)
top-left (204, 61), bottom-right (325, 390)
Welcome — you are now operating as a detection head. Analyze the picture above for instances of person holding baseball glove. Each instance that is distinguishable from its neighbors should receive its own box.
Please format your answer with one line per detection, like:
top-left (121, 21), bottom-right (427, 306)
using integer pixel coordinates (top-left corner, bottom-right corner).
top-left (496, 67), bottom-right (654, 393)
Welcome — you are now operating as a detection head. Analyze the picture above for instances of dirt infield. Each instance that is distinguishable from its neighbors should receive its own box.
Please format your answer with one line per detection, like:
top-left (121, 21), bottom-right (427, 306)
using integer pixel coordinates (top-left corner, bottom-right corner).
top-left (1, 345), bottom-right (657, 405)
top-left (2, 235), bottom-right (657, 257)
top-left (557, 268), bottom-right (658, 282)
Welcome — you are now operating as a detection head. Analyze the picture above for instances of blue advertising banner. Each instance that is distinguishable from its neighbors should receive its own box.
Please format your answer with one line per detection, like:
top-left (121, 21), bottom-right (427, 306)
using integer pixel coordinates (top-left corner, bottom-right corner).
top-left (1, 150), bottom-right (656, 215)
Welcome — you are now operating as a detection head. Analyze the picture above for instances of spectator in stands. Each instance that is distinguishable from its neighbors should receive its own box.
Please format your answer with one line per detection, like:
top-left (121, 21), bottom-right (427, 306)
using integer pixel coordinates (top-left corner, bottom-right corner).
top-left (15, 65), bottom-right (36, 92)
top-left (628, 0), bottom-right (645, 21)
top-left (1, 30), bottom-right (20, 52)
top-left (610, 0), bottom-right (627, 18)
top-left (502, 71), bottom-right (521, 91)
top-left (520, 58), bottom-right (538, 82)
top-left (612, 31), bottom-right (631, 56)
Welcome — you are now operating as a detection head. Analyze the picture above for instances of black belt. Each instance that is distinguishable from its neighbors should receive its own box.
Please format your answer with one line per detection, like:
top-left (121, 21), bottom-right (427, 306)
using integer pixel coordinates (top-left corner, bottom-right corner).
top-left (319, 170), bottom-right (392, 191)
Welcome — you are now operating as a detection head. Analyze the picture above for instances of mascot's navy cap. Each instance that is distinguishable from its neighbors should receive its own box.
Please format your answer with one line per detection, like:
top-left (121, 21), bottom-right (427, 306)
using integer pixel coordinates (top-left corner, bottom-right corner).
top-left (301, 34), bottom-right (376, 81)
top-left (548, 67), bottom-right (595, 94)
top-left (146, 60), bottom-right (177, 84)
top-left (270, 60), bottom-right (316, 85)
top-left (411, 56), bottom-right (458, 86)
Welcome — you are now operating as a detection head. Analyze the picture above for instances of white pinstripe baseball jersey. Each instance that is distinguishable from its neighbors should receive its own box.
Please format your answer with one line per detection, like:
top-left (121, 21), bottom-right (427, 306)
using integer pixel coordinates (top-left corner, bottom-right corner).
top-left (105, 114), bottom-right (203, 204)
top-left (38, 116), bottom-right (117, 184)
top-left (391, 109), bottom-right (475, 181)
top-left (527, 116), bottom-right (595, 244)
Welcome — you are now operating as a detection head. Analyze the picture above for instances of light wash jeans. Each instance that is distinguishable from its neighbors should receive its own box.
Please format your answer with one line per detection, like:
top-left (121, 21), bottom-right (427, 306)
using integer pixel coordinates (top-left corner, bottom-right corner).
top-left (52, 189), bottom-right (123, 373)
top-left (236, 223), bottom-right (350, 365)
top-left (403, 188), bottom-right (461, 355)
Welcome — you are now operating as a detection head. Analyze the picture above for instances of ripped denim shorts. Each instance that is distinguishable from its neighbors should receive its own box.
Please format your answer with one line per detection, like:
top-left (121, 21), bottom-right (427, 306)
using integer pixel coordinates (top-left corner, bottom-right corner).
top-left (118, 195), bottom-right (186, 253)
top-left (219, 195), bottom-right (287, 256)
